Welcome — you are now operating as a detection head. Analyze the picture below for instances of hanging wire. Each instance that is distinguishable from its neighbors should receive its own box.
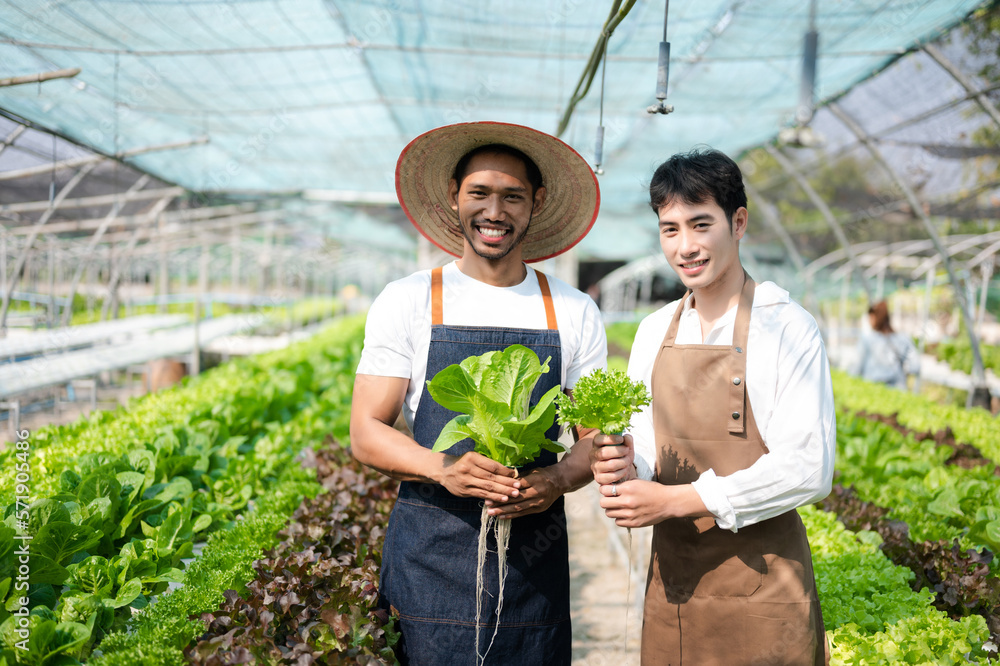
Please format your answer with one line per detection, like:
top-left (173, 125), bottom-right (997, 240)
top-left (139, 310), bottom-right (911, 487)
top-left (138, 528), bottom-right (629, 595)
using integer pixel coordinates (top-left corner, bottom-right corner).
top-left (555, 0), bottom-right (637, 138)
top-left (49, 135), bottom-right (55, 204)
top-left (594, 45), bottom-right (608, 175)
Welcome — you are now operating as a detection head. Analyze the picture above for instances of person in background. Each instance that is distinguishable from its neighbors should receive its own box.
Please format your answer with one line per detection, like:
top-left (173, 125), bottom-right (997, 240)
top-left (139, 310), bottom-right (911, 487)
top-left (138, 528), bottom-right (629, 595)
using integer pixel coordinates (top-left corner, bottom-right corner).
top-left (590, 148), bottom-right (834, 664)
top-left (854, 300), bottom-right (920, 389)
top-left (350, 121), bottom-right (606, 665)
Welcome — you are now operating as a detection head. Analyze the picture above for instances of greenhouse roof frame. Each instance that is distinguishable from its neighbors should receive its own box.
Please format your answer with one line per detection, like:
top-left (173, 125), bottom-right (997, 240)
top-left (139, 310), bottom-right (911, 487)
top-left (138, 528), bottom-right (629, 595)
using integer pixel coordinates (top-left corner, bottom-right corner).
top-left (0, 0), bottom-right (988, 258)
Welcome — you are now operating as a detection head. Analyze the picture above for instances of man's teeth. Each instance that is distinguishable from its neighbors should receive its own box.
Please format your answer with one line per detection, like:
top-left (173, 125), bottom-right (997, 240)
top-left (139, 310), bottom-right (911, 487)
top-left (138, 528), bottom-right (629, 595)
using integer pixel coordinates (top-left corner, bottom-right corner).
top-left (479, 227), bottom-right (507, 238)
top-left (685, 259), bottom-right (707, 268)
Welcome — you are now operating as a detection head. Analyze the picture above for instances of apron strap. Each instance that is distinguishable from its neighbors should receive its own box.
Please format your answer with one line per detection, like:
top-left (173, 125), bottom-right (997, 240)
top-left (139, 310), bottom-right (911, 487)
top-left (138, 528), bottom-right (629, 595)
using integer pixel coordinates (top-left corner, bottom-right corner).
top-left (535, 270), bottom-right (559, 331)
top-left (728, 273), bottom-right (756, 434)
top-left (431, 266), bottom-right (444, 326)
top-left (430, 266), bottom-right (559, 330)
top-left (661, 291), bottom-right (691, 348)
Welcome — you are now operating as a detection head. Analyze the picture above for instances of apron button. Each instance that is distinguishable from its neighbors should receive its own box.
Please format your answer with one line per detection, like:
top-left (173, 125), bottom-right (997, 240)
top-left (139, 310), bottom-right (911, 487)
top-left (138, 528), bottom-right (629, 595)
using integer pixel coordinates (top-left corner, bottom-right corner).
top-left (731, 411), bottom-right (740, 419)
top-left (732, 377), bottom-right (741, 385)
top-left (735, 346), bottom-right (743, 353)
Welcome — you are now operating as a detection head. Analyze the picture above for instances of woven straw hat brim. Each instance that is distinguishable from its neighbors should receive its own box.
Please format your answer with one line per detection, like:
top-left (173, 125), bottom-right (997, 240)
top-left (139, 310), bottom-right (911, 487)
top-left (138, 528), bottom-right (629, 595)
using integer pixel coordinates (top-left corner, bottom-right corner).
top-left (395, 122), bottom-right (600, 263)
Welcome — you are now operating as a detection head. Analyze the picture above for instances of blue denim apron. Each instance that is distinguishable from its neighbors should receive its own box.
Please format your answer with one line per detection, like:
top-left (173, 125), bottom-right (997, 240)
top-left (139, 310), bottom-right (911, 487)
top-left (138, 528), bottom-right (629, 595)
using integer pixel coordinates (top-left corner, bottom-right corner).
top-left (379, 267), bottom-right (572, 665)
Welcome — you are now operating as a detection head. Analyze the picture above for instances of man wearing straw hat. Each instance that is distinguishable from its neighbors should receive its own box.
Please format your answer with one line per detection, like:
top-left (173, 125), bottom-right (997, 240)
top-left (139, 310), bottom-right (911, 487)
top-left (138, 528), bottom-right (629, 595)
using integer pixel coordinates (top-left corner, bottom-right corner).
top-left (351, 121), bottom-right (607, 664)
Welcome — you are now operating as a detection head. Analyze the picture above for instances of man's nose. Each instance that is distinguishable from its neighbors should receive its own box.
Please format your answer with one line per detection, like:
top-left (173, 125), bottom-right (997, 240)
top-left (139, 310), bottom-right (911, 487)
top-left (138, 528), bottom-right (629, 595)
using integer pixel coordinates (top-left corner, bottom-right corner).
top-left (678, 228), bottom-right (699, 256)
top-left (483, 195), bottom-right (505, 221)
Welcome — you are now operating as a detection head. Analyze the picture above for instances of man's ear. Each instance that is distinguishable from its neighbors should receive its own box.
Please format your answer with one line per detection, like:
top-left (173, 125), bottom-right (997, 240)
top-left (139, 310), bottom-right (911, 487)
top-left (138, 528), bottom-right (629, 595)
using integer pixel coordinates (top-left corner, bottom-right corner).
top-left (732, 206), bottom-right (748, 240)
top-left (532, 186), bottom-right (547, 215)
top-left (447, 178), bottom-right (459, 211)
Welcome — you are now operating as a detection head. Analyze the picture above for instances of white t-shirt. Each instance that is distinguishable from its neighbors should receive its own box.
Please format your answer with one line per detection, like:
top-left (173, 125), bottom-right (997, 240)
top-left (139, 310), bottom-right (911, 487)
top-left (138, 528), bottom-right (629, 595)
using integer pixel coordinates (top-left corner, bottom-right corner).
top-left (627, 281), bottom-right (836, 532)
top-left (357, 261), bottom-right (607, 433)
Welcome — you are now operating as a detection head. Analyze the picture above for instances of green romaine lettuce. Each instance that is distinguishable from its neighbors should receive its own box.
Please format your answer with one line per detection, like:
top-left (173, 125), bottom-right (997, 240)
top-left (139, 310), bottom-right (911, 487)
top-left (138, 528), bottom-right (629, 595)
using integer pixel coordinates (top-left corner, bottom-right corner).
top-left (427, 344), bottom-right (566, 468)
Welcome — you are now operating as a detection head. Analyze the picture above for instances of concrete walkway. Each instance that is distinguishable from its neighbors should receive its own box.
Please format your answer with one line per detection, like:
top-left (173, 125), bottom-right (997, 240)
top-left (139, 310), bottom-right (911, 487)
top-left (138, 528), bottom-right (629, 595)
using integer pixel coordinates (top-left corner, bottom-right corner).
top-left (567, 483), bottom-right (650, 665)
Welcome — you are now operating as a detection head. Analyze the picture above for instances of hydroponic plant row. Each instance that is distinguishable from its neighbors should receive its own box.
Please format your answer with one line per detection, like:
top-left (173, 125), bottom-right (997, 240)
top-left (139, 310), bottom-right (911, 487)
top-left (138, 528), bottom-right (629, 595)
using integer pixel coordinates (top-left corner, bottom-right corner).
top-left (0, 316), bottom-right (365, 665)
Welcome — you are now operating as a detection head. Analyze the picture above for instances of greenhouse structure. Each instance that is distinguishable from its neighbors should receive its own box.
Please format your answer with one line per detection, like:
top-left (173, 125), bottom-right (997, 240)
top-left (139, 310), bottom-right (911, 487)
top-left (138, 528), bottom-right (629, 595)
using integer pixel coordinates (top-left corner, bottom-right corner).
top-left (0, 1), bottom-right (999, 664)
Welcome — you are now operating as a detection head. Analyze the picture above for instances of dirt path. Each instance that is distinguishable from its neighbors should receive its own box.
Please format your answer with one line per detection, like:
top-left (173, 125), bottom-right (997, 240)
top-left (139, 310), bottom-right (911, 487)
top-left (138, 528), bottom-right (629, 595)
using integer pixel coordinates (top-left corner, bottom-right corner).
top-left (566, 483), bottom-right (650, 665)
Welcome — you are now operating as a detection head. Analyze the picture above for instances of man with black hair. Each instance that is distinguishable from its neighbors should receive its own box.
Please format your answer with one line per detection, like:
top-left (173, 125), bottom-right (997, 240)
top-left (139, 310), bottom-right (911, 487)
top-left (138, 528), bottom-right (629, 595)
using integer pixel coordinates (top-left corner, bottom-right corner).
top-left (591, 148), bottom-right (834, 664)
top-left (351, 122), bottom-right (606, 664)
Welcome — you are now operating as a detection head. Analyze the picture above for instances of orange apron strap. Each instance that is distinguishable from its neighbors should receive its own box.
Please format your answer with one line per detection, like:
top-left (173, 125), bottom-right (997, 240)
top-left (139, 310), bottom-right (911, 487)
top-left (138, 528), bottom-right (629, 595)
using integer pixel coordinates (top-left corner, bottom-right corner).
top-left (535, 271), bottom-right (558, 331)
top-left (431, 266), bottom-right (444, 326)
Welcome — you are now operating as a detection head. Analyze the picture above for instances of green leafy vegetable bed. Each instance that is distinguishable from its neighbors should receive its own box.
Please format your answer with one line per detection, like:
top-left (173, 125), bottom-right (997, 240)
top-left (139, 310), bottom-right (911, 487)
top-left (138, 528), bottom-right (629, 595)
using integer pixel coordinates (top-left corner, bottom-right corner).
top-left (0, 317), bottom-right (366, 665)
top-left (184, 446), bottom-right (399, 665)
top-left (929, 338), bottom-right (1000, 377)
top-left (832, 413), bottom-right (1000, 553)
top-left (832, 370), bottom-right (1000, 465)
top-left (801, 505), bottom-right (991, 664)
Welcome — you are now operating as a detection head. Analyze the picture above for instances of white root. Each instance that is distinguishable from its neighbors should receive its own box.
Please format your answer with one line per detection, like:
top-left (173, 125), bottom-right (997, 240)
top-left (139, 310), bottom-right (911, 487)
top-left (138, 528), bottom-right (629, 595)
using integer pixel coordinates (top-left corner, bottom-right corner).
top-left (475, 505), bottom-right (512, 665)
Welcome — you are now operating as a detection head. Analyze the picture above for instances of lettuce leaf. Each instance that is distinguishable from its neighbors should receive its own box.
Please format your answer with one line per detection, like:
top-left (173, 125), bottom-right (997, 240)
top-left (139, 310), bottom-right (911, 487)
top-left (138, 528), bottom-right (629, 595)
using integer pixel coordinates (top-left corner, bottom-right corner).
top-left (427, 345), bottom-right (565, 468)
top-left (555, 368), bottom-right (651, 434)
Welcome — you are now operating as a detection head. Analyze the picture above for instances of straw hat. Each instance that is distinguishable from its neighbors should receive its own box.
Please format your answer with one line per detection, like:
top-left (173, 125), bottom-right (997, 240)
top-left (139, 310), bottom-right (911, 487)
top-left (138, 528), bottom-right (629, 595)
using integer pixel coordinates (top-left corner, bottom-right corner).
top-left (395, 122), bottom-right (600, 263)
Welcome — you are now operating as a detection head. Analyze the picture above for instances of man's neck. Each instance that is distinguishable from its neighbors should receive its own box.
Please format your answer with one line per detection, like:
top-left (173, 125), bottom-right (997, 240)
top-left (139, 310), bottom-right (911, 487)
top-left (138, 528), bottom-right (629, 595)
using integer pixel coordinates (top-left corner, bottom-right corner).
top-left (456, 254), bottom-right (527, 287)
top-left (690, 264), bottom-right (746, 339)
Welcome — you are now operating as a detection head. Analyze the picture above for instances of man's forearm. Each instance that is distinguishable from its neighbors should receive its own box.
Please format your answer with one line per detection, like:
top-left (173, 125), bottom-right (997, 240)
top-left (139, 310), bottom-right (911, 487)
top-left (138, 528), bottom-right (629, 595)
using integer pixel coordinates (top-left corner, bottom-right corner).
top-left (547, 427), bottom-right (598, 494)
top-left (350, 417), bottom-right (447, 483)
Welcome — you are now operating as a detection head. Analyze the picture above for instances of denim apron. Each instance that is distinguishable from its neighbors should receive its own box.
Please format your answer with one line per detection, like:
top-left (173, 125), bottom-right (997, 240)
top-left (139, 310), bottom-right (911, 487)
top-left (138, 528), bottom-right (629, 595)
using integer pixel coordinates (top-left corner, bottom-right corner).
top-left (641, 275), bottom-right (826, 665)
top-left (379, 266), bottom-right (572, 665)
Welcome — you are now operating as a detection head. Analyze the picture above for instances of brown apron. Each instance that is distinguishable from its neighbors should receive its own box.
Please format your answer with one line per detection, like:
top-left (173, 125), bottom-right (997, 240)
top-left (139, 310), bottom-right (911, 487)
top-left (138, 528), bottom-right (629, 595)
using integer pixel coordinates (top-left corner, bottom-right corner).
top-left (641, 276), bottom-right (827, 666)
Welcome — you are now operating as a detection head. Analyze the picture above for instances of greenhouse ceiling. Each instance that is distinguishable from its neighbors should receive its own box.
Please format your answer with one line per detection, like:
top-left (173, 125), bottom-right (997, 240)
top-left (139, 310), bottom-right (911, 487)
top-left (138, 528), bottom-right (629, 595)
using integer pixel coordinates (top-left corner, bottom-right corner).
top-left (0, 0), bottom-right (988, 256)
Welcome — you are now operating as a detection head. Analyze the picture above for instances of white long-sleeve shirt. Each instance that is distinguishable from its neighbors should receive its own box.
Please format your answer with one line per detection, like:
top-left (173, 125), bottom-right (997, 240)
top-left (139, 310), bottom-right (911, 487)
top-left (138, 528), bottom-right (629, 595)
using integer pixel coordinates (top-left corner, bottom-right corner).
top-left (628, 281), bottom-right (836, 532)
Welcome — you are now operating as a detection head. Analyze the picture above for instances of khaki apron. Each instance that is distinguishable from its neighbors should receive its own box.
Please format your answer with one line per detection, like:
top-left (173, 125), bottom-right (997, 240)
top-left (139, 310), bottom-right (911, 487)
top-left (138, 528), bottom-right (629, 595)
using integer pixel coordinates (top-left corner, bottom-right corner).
top-left (641, 276), bottom-right (827, 666)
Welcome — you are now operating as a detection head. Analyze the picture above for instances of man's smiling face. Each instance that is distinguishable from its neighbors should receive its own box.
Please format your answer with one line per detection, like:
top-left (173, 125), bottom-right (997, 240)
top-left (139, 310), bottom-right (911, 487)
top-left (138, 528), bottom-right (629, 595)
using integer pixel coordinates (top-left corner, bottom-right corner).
top-left (657, 197), bottom-right (746, 294)
top-left (448, 151), bottom-right (546, 262)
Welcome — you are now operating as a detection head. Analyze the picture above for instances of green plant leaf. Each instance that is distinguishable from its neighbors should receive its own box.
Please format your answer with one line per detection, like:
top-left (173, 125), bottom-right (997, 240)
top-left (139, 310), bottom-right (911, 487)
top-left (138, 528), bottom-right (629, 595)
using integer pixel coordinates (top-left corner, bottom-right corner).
top-left (27, 499), bottom-right (71, 532)
top-left (555, 368), bottom-right (651, 434)
top-left (27, 555), bottom-right (70, 586)
top-left (77, 473), bottom-right (122, 508)
top-left (33, 523), bottom-right (101, 566)
top-left (425, 364), bottom-right (477, 414)
top-left (927, 488), bottom-right (964, 518)
top-left (110, 578), bottom-right (142, 609)
top-left (431, 416), bottom-right (476, 453)
top-left (426, 345), bottom-right (560, 468)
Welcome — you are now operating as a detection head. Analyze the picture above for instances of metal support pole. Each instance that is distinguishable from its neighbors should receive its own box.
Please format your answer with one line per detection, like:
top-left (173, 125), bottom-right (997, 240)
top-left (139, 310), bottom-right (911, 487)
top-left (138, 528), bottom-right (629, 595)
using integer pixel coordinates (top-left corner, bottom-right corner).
top-left (192, 241), bottom-right (208, 376)
top-left (158, 214), bottom-right (168, 313)
top-left (922, 43), bottom-right (1000, 129)
top-left (830, 102), bottom-right (990, 408)
top-left (231, 221), bottom-right (240, 294)
top-left (0, 67), bottom-right (81, 88)
top-left (0, 162), bottom-right (99, 334)
top-left (61, 175), bottom-right (152, 326)
top-left (0, 136), bottom-right (209, 182)
top-left (978, 259), bottom-right (994, 336)
top-left (743, 178), bottom-right (812, 307)
top-left (47, 238), bottom-right (55, 328)
top-left (0, 233), bottom-right (6, 301)
top-left (101, 195), bottom-right (175, 321)
top-left (766, 144), bottom-right (874, 300)
top-left (1, 400), bottom-right (20, 438)
top-left (838, 274), bottom-right (850, 367)
top-left (914, 269), bottom-right (936, 395)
